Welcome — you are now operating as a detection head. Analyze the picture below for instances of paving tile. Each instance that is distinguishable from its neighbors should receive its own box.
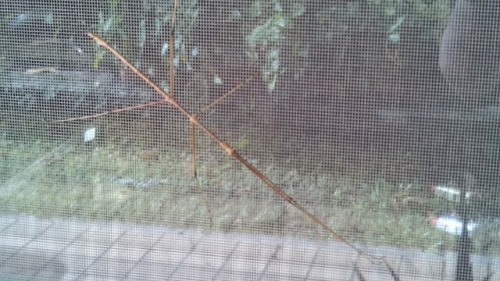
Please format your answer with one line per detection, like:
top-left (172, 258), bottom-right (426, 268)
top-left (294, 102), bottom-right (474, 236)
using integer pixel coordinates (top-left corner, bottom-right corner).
top-left (141, 248), bottom-right (192, 270)
top-left (276, 239), bottom-right (318, 262)
top-left (1, 215), bottom-right (500, 281)
top-left (100, 224), bottom-right (165, 273)
top-left (60, 252), bottom-right (106, 278)
top-left (23, 237), bottom-right (72, 256)
top-left (306, 243), bottom-right (359, 281)
top-left (0, 216), bottom-right (18, 231)
top-left (220, 240), bottom-right (278, 277)
top-left (126, 260), bottom-right (176, 280)
top-left (169, 252), bottom-right (227, 280)
top-left (0, 234), bottom-right (31, 249)
top-left (84, 257), bottom-right (136, 279)
top-left (259, 272), bottom-right (309, 281)
top-left (167, 264), bottom-right (222, 281)
top-left (117, 223), bottom-right (164, 251)
top-left (1, 215), bottom-right (52, 237)
top-left (63, 243), bottom-right (109, 260)
top-left (214, 269), bottom-right (260, 281)
top-left (103, 232), bottom-right (154, 262)
top-left (194, 232), bottom-right (240, 257)
top-left (261, 239), bottom-right (318, 279)
top-left (142, 230), bottom-right (204, 264)
top-left (73, 273), bottom-right (124, 281)
top-left (184, 250), bottom-right (229, 270)
top-left (137, 232), bottom-right (234, 280)
top-left (263, 260), bottom-right (311, 280)
top-left (0, 248), bottom-right (67, 281)
top-left (56, 222), bottom-right (126, 278)
top-left (176, 232), bottom-right (239, 279)
top-left (34, 256), bottom-right (67, 280)
top-left (306, 264), bottom-right (358, 281)
top-left (76, 221), bottom-right (128, 246)
top-left (0, 259), bottom-right (40, 278)
top-left (310, 241), bottom-right (358, 269)
top-left (0, 245), bottom-right (22, 266)
top-left (43, 218), bottom-right (90, 241)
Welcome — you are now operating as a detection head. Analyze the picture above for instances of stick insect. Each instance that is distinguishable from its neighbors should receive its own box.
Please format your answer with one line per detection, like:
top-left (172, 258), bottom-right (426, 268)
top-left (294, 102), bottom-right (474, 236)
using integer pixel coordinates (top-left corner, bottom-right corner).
top-left (54, 0), bottom-right (393, 268)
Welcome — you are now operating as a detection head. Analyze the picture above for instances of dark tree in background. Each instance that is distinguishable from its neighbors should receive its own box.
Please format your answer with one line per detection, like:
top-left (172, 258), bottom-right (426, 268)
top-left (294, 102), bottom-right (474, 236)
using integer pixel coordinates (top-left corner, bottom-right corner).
top-left (439, 1), bottom-right (500, 280)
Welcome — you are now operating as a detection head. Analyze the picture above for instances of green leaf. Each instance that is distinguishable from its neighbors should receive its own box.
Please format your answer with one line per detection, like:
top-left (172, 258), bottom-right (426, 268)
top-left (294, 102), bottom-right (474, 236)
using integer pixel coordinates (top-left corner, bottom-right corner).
top-left (93, 48), bottom-right (106, 70)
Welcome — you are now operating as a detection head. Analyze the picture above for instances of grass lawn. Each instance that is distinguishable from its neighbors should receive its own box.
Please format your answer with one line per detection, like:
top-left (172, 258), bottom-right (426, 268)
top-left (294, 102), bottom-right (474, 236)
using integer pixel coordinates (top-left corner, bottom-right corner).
top-left (0, 115), bottom-right (459, 254)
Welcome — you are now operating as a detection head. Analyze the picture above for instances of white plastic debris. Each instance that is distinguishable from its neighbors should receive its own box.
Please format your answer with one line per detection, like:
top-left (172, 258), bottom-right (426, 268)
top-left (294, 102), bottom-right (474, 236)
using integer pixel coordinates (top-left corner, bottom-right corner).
top-left (432, 215), bottom-right (478, 236)
top-left (161, 43), bottom-right (169, 56)
top-left (214, 75), bottom-right (223, 85)
top-left (432, 185), bottom-right (475, 202)
top-left (111, 177), bottom-right (167, 189)
top-left (84, 127), bottom-right (96, 143)
top-left (191, 47), bottom-right (199, 57)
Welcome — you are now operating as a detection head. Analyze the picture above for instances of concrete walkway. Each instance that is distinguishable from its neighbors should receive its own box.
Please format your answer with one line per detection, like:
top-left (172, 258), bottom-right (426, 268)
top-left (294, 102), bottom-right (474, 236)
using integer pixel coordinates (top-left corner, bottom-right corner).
top-left (0, 215), bottom-right (496, 280)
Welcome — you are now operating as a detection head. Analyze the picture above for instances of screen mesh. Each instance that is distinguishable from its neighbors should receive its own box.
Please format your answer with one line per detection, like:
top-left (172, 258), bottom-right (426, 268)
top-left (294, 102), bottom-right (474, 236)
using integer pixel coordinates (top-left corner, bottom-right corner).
top-left (1, 0), bottom-right (499, 280)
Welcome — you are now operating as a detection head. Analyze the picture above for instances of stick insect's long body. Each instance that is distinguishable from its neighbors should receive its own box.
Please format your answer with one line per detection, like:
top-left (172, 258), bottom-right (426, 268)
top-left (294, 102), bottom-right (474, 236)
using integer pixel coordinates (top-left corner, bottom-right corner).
top-left (87, 32), bottom-right (377, 259)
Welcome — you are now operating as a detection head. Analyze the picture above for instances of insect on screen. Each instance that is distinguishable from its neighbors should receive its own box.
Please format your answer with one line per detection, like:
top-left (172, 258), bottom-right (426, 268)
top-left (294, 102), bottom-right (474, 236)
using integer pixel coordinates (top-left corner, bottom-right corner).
top-left (0, 0), bottom-right (499, 280)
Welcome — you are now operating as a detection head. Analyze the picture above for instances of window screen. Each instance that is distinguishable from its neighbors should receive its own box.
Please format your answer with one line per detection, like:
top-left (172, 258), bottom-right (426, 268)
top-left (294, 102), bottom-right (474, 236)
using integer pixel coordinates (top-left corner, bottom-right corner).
top-left (0, 0), bottom-right (499, 280)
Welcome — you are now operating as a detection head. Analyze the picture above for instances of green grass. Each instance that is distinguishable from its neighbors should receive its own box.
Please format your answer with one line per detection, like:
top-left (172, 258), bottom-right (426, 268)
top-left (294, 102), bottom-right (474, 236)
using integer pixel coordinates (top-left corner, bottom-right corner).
top-left (0, 116), bottom-right (495, 256)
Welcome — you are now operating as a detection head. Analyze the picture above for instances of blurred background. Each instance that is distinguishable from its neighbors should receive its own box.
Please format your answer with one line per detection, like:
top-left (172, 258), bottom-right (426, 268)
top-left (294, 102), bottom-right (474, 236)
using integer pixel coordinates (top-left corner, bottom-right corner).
top-left (0, 0), bottom-right (499, 279)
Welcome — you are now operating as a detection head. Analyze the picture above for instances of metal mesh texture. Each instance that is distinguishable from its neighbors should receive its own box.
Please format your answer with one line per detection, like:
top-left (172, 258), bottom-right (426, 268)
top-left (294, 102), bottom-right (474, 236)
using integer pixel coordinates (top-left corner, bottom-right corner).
top-left (0, 0), bottom-right (499, 280)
